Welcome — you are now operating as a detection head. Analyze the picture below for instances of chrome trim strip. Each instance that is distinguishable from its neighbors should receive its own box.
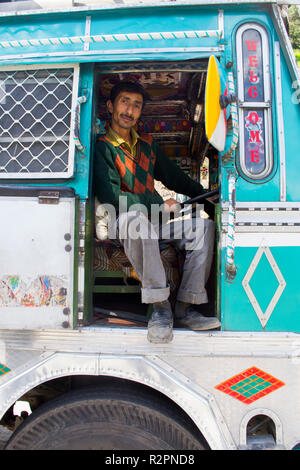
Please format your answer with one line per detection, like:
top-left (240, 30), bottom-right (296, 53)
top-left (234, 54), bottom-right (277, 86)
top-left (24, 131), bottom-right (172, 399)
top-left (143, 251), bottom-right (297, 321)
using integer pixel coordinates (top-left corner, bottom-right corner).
top-left (0, 46), bottom-right (224, 62)
top-left (275, 41), bottom-right (286, 202)
top-left (84, 16), bottom-right (91, 52)
top-left (1, 328), bottom-right (299, 356)
top-left (77, 200), bottom-right (86, 327)
top-left (222, 201), bottom-right (300, 210)
top-left (218, 9), bottom-right (224, 38)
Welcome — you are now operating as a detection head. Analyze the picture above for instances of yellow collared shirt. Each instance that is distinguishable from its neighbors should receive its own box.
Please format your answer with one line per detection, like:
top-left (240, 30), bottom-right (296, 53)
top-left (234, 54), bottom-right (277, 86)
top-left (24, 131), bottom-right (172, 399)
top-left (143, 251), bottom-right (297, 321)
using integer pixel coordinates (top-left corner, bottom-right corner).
top-left (106, 127), bottom-right (139, 158)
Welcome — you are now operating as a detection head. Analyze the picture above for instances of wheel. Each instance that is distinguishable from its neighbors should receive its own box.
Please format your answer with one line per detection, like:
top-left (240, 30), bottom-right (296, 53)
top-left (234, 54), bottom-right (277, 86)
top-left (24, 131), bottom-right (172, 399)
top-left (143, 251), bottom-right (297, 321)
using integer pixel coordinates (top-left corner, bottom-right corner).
top-left (5, 387), bottom-right (206, 450)
top-left (181, 189), bottom-right (219, 220)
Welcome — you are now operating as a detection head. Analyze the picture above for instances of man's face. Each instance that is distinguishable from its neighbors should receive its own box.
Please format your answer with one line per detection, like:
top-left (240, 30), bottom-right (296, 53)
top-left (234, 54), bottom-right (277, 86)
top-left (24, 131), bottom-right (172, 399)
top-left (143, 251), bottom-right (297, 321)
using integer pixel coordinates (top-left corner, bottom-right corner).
top-left (107, 91), bottom-right (143, 131)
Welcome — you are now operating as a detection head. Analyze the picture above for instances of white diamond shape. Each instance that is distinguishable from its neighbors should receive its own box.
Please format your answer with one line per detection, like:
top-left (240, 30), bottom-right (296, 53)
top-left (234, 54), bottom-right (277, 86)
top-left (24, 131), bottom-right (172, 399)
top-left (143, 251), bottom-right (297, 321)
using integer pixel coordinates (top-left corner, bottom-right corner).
top-left (242, 245), bottom-right (286, 328)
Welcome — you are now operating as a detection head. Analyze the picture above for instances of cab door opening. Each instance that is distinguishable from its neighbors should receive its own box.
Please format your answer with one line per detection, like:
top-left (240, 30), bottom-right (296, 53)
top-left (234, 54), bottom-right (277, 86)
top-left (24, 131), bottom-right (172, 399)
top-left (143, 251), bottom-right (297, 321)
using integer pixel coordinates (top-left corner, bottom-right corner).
top-left (91, 60), bottom-right (220, 327)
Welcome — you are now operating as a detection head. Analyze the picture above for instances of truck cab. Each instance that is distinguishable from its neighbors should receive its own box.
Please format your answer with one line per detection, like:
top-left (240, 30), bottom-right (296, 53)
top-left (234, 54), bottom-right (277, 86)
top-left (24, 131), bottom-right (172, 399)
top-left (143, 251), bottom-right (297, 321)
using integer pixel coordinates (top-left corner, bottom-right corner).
top-left (0, 0), bottom-right (299, 450)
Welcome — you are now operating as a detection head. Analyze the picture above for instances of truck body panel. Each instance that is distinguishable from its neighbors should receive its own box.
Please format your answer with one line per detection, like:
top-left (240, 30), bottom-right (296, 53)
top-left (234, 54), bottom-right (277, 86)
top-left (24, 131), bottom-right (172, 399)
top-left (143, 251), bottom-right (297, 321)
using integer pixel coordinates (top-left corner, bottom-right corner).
top-left (0, 0), bottom-right (299, 450)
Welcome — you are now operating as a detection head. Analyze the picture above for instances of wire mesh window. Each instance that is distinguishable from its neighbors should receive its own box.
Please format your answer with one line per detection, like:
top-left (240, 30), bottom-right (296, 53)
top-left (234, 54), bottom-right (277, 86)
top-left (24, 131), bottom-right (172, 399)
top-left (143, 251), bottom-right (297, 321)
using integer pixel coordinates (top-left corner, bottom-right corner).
top-left (0, 67), bottom-right (77, 179)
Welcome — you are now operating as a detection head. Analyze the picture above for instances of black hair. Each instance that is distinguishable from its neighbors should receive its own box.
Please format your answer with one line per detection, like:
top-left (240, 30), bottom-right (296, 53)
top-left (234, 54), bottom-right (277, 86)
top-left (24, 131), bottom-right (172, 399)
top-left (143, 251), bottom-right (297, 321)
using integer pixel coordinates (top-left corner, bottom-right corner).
top-left (109, 80), bottom-right (149, 108)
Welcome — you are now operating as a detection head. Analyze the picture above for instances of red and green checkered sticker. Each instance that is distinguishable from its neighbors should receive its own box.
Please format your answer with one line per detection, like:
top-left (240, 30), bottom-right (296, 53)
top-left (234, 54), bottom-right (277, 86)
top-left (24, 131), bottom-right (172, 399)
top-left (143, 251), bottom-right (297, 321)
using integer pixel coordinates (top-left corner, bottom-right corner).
top-left (215, 367), bottom-right (285, 405)
top-left (0, 363), bottom-right (11, 377)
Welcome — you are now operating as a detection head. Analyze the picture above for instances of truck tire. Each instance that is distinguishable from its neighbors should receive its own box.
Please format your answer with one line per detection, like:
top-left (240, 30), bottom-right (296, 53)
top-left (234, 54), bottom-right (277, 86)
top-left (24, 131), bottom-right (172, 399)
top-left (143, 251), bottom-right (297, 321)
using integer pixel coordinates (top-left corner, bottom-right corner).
top-left (5, 387), bottom-right (206, 450)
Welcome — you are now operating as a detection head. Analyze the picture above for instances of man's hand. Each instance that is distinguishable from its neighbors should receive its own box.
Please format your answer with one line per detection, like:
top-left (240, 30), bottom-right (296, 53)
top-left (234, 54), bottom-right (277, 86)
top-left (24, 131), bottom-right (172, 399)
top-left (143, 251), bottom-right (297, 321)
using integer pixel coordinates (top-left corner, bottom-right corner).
top-left (163, 198), bottom-right (180, 213)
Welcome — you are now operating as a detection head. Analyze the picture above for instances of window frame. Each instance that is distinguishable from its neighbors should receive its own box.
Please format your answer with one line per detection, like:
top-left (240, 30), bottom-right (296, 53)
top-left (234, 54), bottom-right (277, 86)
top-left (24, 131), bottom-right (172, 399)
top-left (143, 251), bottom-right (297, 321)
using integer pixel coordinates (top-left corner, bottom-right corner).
top-left (236, 22), bottom-right (273, 181)
top-left (0, 62), bottom-right (79, 180)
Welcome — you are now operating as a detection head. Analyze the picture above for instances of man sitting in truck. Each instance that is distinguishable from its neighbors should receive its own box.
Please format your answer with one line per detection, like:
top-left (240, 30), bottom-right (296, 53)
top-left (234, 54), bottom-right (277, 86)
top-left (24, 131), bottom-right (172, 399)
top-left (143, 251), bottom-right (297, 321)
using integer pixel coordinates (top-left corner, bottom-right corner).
top-left (94, 80), bottom-right (220, 343)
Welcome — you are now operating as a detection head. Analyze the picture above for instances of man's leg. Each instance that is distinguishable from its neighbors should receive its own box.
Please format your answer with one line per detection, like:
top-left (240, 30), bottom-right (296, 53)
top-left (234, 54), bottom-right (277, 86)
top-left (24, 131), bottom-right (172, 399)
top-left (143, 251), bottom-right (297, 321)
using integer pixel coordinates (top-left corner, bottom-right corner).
top-left (116, 211), bottom-right (173, 343)
top-left (160, 216), bottom-right (220, 330)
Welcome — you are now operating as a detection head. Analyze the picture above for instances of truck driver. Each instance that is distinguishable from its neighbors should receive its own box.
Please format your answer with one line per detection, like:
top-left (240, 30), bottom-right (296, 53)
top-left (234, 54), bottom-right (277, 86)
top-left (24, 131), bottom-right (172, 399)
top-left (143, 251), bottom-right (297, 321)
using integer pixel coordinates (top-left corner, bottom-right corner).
top-left (94, 80), bottom-right (220, 343)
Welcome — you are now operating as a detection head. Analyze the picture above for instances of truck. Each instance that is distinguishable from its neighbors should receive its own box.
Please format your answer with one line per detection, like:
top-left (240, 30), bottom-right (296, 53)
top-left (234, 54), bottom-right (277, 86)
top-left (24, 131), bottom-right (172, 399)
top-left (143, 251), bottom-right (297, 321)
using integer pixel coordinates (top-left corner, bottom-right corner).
top-left (0, 0), bottom-right (299, 451)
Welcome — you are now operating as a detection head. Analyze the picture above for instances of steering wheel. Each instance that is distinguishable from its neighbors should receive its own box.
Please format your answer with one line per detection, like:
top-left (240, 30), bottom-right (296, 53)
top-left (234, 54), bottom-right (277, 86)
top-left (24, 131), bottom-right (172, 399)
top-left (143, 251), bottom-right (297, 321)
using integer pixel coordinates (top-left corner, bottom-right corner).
top-left (178, 188), bottom-right (219, 218)
top-left (179, 189), bottom-right (219, 209)
top-left (159, 188), bottom-right (219, 244)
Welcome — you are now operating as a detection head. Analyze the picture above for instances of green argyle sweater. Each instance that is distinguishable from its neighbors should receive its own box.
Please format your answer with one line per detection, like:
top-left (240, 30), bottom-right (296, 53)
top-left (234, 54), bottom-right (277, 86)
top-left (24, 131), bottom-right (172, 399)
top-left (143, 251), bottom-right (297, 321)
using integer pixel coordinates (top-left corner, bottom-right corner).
top-left (94, 132), bottom-right (205, 215)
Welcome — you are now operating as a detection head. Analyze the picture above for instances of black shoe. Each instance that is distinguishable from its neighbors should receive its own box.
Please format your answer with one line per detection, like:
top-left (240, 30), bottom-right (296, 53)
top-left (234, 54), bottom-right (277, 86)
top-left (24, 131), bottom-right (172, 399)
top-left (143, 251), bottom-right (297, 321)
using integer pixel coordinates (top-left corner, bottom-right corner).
top-left (175, 302), bottom-right (220, 331)
top-left (147, 300), bottom-right (173, 343)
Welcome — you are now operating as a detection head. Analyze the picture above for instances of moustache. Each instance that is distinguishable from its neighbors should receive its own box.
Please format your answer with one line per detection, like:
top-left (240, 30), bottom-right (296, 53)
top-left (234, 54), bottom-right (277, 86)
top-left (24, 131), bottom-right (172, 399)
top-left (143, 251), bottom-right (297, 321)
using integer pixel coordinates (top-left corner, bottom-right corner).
top-left (121, 114), bottom-right (134, 121)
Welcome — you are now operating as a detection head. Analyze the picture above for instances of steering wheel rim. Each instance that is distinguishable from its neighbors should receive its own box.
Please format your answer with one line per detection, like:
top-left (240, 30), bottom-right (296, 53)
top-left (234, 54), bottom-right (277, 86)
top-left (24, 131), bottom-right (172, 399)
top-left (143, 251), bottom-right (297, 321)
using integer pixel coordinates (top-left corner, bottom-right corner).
top-left (179, 188), bottom-right (219, 208)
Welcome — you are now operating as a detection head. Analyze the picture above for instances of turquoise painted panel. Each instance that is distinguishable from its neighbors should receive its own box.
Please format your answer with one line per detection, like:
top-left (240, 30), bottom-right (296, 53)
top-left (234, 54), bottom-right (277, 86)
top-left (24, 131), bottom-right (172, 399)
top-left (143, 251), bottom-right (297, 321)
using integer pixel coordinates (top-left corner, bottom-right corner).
top-left (64, 63), bottom-right (95, 199)
top-left (0, 13), bottom-right (86, 58)
top-left (221, 246), bottom-right (300, 332)
top-left (221, 8), bottom-right (281, 203)
top-left (220, 171), bottom-right (280, 204)
top-left (0, 7), bottom-right (223, 65)
top-left (219, 7), bottom-right (300, 333)
top-left (90, 7), bottom-right (220, 53)
top-left (249, 251), bottom-right (280, 313)
top-left (281, 58), bottom-right (300, 202)
top-left (234, 174), bottom-right (280, 202)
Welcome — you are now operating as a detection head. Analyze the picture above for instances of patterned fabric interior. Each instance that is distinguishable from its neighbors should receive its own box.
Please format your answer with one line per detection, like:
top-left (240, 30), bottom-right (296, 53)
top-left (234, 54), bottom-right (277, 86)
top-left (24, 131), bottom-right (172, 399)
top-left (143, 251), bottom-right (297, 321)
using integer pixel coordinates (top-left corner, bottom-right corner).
top-left (94, 240), bottom-right (182, 296)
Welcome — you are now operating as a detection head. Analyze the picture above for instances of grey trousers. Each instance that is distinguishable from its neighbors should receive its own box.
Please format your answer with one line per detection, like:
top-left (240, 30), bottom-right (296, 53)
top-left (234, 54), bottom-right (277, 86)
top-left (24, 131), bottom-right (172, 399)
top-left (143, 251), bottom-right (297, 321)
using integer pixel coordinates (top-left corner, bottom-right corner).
top-left (115, 211), bottom-right (215, 304)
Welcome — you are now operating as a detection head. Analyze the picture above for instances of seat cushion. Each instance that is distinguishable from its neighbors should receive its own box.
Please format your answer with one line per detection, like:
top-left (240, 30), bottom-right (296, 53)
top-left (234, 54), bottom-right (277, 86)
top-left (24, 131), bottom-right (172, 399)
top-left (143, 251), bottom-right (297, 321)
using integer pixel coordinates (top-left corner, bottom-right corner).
top-left (94, 240), bottom-right (180, 292)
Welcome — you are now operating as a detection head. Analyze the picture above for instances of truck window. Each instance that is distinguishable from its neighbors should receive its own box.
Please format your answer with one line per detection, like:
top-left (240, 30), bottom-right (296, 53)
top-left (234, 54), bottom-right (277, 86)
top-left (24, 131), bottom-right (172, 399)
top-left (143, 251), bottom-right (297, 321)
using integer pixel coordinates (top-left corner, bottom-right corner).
top-left (0, 65), bottom-right (79, 179)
